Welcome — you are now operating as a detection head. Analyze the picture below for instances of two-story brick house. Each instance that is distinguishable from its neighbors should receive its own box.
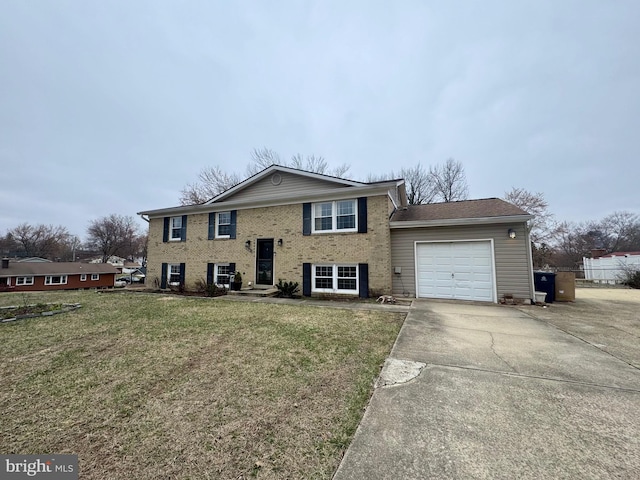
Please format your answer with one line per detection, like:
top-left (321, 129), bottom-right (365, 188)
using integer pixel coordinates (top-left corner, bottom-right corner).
top-left (138, 165), bottom-right (535, 303)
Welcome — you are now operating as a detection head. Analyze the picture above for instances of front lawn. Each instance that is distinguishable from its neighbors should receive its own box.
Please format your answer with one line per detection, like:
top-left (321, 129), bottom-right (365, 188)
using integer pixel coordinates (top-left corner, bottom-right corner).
top-left (0, 291), bottom-right (403, 479)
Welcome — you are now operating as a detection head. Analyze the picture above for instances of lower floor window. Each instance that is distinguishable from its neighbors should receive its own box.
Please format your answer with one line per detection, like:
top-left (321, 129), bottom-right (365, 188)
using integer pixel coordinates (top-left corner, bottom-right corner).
top-left (215, 264), bottom-right (231, 287)
top-left (16, 276), bottom-right (34, 286)
top-left (45, 275), bottom-right (67, 285)
top-left (91, 273), bottom-right (100, 280)
top-left (312, 264), bottom-right (358, 294)
top-left (168, 264), bottom-right (182, 285)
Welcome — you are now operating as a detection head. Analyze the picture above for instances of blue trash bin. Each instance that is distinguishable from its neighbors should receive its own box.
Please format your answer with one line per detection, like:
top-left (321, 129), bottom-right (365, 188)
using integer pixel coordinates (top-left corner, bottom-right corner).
top-left (534, 271), bottom-right (556, 303)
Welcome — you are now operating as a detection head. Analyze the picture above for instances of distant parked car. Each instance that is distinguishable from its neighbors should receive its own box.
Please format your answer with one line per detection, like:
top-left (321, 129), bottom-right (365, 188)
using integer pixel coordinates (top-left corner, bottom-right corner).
top-left (114, 279), bottom-right (127, 288)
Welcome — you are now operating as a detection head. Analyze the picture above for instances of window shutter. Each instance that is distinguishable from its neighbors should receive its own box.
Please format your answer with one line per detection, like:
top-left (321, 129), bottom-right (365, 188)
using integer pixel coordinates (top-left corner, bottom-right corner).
top-left (179, 263), bottom-right (186, 285)
top-left (358, 197), bottom-right (367, 233)
top-left (181, 215), bottom-right (188, 242)
top-left (229, 262), bottom-right (236, 274)
top-left (207, 263), bottom-right (214, 285)
top-left (302, 203), bottom-right (311, 236)
top-left (163, 218), bottom-right (169, 242)
top-left (302, 263), bottom-right (311, 296)
top-left (208, 213), bottom-right (215, 240)
top-left (358, 263), bottom-right (369, 298)
top-left (161, 263), bottom-right (168, 289)
top-left (230, 210), bottom-right (237, 239)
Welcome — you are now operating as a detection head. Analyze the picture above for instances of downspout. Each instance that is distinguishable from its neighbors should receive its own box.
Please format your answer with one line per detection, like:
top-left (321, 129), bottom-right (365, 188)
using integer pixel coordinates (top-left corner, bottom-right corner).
top-left (139, 214), bottom-right (150, 224)
top-left (525, 222), bottom-right (536, 303)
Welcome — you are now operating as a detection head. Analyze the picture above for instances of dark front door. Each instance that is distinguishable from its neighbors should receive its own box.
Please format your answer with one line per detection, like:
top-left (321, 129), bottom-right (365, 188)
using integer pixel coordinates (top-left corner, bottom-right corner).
top-left (256, 239), bottom-right (274, 285)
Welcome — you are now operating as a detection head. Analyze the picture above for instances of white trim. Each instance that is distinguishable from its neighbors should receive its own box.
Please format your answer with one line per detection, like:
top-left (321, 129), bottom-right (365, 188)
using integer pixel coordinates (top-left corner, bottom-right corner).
top-left (413, 239), bottom-right (497, 303)
top-left (214, 263), bottom-right (231, 288)
top-left (91, 273), bottom-right (100, 281)
top-left (139, 183), bottom-right (398, 218)
top-left (45, 275), bottom-right (68, 286)
top-left (169, 216), bottom-right (183, 241)
top-left (390, 215), bottom-right (533, 229)
top-left (167, 263), bottom-right (182, 285)
top-left (311, 199), bottom-right (357, 234)
top-left (311, 264), bottom-right (359, 295)
top-left (80, 274), bottom-right (87, 281)
top-left (215, 211), bottom-right (231, 239)
top-left (525, 227), bottom-right (536, 300)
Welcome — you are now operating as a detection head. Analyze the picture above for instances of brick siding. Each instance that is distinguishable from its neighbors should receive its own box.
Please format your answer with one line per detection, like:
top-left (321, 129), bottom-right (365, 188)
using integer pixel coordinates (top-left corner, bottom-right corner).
top-left (146, 195), bottom-right (393, 296)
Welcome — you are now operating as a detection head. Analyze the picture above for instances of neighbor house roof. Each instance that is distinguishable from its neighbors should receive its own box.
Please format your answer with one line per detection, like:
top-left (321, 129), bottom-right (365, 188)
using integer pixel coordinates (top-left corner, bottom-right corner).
top-left (390, 198), bottom-right (532, 228)
top-left (0, 261), bottom-right (118, 277)
top-left (598, 251), bottom-right (640, 258)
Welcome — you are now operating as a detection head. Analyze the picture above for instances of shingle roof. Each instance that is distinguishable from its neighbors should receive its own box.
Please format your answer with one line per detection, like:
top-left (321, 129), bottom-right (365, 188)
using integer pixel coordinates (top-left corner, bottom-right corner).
top-left (390, 198), bottom-right (531, 222)
top-left (0, 261), bottom-right (118, 277)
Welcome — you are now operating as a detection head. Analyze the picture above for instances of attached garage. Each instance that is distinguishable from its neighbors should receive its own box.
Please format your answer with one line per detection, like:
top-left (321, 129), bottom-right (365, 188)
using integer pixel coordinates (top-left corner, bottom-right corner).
top-left (390, 199), bottom-right (535, 303)
top-left (416, 240), bottom-right (496, 302)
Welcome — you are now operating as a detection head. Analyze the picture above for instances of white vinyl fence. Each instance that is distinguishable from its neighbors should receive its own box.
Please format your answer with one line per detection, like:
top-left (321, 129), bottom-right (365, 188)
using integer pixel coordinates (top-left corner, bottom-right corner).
top-left (583, 254), bottom-right (640, 283)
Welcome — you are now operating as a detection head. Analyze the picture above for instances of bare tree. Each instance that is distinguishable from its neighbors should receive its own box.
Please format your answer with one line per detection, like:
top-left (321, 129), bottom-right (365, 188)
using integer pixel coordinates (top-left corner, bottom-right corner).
top-left (367, 163), bottom-right (436, 205)
top-left (86, 214), bottom-right (141, 263)
top-left (179, 148), bottom-right (350, 205)
top-left (246, 147), bottom-right (350, 177)
top-left (429, 158), bottom-right (469, 202)
top-left (8, 223), bottom-right (71, 259)
top-left (504, 188), bottom-right (557, 244)
top-left (179, 166), bottom-right (242, 205)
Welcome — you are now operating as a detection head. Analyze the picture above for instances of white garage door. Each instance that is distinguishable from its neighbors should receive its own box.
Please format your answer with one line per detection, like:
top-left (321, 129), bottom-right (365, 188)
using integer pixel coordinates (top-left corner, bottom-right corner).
top-left (416, 241), bottom-right (495, 302)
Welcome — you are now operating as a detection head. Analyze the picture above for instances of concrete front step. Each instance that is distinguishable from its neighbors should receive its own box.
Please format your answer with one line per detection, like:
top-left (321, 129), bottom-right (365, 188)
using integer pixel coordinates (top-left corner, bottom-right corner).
top-left (227, 287), bottom-right (279, 297)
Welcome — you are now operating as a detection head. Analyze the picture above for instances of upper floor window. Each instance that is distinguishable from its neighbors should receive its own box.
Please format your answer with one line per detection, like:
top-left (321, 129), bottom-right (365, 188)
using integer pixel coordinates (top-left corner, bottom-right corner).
top-left (312, 200), bottom-right (357, 233)
top-left (170, 216), bottom-right (183, 241)
top-left (216, 212), bottom-right (231, 238)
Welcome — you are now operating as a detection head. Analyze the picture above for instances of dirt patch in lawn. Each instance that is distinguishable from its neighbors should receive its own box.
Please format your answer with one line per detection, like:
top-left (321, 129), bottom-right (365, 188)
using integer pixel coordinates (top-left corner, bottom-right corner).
top-left (0, 290), bottom-right (404, 479)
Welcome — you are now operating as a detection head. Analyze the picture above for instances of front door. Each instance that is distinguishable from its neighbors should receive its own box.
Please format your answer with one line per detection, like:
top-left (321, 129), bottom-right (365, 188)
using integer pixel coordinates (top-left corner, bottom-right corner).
top-left (256, 239), bottom-right (274, 285)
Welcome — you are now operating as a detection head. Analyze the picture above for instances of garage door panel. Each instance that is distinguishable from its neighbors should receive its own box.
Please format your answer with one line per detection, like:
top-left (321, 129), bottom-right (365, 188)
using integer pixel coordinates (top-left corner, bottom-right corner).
top-left (416, 241), bottom-right (494, 302)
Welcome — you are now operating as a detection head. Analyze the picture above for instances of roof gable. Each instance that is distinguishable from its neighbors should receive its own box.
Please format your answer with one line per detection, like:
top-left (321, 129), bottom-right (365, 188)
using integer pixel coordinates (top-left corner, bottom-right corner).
top-left (206, 165), bottom-right (366, 204)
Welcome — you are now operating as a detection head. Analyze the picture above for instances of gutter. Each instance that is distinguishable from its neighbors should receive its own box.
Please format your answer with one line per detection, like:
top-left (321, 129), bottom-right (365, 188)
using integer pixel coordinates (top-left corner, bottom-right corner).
top-left (138, 183), bottom-right (398, 218)
top-left (389, 214), bottom-right (534, 229)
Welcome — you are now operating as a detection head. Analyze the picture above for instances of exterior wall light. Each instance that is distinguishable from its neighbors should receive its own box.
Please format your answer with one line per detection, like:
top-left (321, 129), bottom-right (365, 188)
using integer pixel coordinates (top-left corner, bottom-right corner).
top-left (508, 229), bottom-right (516, 239)
top-left (245, 240), bottom-right (251, 249)
top-left (277, 238), bottom-right (283, 246)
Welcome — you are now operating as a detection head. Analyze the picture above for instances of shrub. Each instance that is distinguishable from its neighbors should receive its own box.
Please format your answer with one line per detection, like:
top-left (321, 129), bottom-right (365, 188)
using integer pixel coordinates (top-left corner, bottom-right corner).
top-left (276, 279), bottom-right (300, 298)
top-left (622, 269), bottom-right (640, 289)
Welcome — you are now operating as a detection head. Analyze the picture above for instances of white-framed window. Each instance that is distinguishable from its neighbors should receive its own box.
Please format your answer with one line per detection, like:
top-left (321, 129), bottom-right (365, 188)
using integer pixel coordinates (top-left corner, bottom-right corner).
top-left (312, 264), bottom-right (358, 294)
top-left (16, 276), bottom-right (34, 286)
top-left (80, 274), bottom-right (87, 281)
top-left (168, 264), bottom-right (182, 285)
top-left (45, 275), bottom-right (68, 286)
top-left (91, 274), bottom-right (100, 281)
top-left (312, 200), bottom-right (357, 233)
top-left (216, 212), bottom-right (231, 238)
top-left (215, 263), bottom-right (231, 287)
top-left (170, 216), bottom-right (183, 241)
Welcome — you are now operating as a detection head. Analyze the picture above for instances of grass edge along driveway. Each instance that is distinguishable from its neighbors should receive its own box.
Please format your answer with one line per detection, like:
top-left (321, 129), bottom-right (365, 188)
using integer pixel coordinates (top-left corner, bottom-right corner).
top-left (0, 291), bottom-right (404, 479)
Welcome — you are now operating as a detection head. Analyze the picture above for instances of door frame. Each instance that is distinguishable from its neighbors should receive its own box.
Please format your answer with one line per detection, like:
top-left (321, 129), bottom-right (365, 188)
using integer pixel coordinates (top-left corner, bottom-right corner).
top-left (255, 238), bottom-right (275, 285)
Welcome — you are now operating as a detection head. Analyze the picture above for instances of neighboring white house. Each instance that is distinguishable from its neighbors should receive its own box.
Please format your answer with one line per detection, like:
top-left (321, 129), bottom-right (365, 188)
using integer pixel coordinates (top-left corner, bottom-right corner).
top-left (583, 252), bottom-right (640, 283)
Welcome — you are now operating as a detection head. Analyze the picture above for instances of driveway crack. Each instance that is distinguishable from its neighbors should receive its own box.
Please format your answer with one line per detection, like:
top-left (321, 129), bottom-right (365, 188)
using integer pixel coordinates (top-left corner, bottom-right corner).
top-left (488, 332), bottom-right (517, 373)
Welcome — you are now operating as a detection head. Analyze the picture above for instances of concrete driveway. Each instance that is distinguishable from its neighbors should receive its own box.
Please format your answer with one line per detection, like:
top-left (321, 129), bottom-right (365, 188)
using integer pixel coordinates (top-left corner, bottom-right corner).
top-left (334, 289), bottom-right (640, 479)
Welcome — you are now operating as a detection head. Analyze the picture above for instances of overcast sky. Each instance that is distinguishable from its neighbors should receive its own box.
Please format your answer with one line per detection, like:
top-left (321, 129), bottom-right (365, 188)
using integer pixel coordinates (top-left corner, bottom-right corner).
top-left (2, 1), bottom-right (639, 239)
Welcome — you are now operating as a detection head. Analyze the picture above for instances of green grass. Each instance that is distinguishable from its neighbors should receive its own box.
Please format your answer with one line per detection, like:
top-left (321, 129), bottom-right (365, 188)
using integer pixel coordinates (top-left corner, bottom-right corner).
top-left (0, 290), bottom-right (404, 479)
